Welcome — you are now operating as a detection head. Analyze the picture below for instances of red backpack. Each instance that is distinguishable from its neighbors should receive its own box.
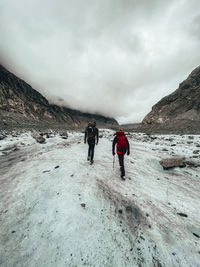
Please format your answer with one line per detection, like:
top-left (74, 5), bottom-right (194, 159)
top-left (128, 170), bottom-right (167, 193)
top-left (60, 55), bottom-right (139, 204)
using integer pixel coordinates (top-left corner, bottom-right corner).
top-left (116, 131), bottom-right (128, 148)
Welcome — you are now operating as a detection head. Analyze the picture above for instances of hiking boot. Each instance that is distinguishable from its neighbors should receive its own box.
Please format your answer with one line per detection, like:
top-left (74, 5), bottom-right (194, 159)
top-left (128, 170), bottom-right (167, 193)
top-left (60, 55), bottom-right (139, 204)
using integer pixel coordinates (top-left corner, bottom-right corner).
top-left (90, 160), bottom-right (94, 165)
top-left (87, 156), bottom-right (90, 161)
top-left (121, 174), bottom-right (125, 180)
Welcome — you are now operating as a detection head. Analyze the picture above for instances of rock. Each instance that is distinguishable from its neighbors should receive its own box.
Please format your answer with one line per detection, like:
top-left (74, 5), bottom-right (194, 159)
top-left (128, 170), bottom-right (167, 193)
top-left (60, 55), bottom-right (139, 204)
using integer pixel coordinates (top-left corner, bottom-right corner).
top-left (160, 157), bottom-right (186, 169)
top-left (177, 212), bottom-right (188, 217)
top-left (0, 135), bottom-right (6, 140)
top-left (188, 136), bottom-right (194, 139)
top-left (162, 148), bottom-right (168, 151)
top-left (54, 165), bottom-right (60, 169)
top-left (193, 150), bottom-right (199, 154)
top-left (193, 233), bottom-right (200, 238)
top-left (81, 203), bottom-right (86, 208)
top-left (187, 141), bottom-right (193, 144)
top-left (186, 160), bottom-right (200, 168)
top-left (171, 144), bottom-right (176, 146)
top-left (60, 131), bottom-right (68, 139)
top-left (35, 136), bottom-right (45, 144)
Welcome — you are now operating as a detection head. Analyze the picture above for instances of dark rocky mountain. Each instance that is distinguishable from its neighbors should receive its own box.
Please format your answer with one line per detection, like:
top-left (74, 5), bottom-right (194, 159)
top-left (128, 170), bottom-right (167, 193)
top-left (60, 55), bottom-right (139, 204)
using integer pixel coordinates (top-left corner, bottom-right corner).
top-left (0, 64), bottom-right (118, 130)
top-left (120, 123), bottom-right (141, 131)
top-left (139, 65), bottom-right (200, 134)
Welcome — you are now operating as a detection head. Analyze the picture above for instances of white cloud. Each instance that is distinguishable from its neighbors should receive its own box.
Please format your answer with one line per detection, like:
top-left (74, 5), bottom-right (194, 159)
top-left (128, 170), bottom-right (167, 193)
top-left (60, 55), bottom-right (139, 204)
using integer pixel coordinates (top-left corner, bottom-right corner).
top-left (0, 0), bottom-right (200, 123)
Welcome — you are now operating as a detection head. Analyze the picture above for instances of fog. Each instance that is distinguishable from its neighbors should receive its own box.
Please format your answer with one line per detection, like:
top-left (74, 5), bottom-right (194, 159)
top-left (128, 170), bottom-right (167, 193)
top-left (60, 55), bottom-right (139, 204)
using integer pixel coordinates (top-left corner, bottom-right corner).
top-left (0, 0), bottom-right (200, 123)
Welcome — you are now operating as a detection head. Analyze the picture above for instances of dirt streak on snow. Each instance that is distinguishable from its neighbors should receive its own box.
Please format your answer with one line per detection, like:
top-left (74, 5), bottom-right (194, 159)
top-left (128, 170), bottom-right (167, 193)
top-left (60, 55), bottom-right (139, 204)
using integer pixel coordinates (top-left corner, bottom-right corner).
top-left (0, 130), bottom-right (200, 267)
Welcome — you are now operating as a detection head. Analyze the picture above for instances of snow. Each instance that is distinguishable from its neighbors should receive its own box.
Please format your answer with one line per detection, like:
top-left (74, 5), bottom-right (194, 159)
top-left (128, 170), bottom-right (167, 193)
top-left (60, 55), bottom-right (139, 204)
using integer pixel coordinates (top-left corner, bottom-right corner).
top-left (0, 130), bottom-right (200, 266)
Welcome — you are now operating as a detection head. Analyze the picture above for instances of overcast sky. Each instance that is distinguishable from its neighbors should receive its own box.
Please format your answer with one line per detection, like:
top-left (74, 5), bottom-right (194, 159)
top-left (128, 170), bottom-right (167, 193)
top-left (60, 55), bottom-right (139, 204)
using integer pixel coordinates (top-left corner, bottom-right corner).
top-left (0, 0), bottom-right (200, 123)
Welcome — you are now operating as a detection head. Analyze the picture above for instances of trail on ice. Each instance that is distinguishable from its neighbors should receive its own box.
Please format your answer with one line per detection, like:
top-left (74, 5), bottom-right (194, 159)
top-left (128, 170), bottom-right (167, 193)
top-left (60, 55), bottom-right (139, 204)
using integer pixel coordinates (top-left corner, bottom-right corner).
top-left (0, 130), bottom-right (200, 267)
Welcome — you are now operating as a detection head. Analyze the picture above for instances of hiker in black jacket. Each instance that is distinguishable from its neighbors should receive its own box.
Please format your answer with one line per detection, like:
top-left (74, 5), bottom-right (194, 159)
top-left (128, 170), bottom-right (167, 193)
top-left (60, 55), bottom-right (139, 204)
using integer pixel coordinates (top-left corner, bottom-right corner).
top-left (84, 122), bottom-right (99, 164)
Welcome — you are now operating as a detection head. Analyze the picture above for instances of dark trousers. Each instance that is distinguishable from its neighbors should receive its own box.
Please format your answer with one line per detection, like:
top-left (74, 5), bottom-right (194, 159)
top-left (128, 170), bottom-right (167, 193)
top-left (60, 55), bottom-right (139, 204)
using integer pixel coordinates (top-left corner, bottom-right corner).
top-left (117, 153), bottom-right (125, 176)
top-left (88, 140), bottom-right (95, 161)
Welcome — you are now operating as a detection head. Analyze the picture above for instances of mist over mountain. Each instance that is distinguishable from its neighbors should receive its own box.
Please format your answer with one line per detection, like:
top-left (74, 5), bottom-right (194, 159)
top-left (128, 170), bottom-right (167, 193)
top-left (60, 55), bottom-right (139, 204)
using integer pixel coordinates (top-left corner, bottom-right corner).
top-left (0, 64), bottom-right (118, 130)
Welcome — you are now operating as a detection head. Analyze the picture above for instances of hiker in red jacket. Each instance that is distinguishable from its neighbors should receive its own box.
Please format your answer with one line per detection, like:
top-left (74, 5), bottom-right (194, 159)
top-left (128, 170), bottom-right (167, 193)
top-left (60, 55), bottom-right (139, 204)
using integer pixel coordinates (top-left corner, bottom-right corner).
top-left (112, 130), bottom-right (130, 180)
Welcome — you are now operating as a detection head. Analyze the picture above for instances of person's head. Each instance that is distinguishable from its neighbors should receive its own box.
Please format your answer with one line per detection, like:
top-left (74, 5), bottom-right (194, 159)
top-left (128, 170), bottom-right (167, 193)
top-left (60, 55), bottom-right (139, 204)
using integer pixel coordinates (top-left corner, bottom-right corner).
top-left (93, 121), bottom-right (96, 126)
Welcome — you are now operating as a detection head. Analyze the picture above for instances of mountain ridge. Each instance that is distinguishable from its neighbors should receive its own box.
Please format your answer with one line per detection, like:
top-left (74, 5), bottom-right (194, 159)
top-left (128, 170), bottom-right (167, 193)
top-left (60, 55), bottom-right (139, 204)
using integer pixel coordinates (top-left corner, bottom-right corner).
top-left (139, 65), bottom-right (200, 133)
top-left (0, 64), bottom-right (118, 130)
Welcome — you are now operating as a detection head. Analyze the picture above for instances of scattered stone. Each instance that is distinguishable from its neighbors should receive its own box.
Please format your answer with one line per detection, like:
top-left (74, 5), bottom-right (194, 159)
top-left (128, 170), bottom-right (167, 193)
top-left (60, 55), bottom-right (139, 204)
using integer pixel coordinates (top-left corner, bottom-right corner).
top-left (57, 192), bottom-right (60, 195)
top-left (118, 209), bottom-right (123, 214)
top-left (187, 141), bottom-right (193, 144)
top-left (193, 150), bottom-right (199, 154)
top-left (171, 144), bottom-right (176, 146)
top-left (162, 148), bottom-right (168, 151)
top-left (35, 136), bottom-right (45, 144)
top-left (54, 165), bottom-right (60, 169)
top-left (196, 144), bottom-right (200, 147)
top-left (186, 160), bottom-right (200, 168)
top-left (11, 231), bottom-right (16, 233)
top-left (43, 170), bottom-right (50, 173)
top-left (60, 131), bottom-right (68, 139)
top-left (146, 213), bottom-right (149, 217)
top-left (81, 203), bottom-right (86, 208)
top-left (70, 174), bottom-right (74, 177)
top-left (172, 252), bottom-right (176, 256)
top-left (160, 157), bottom-right (186, 170)
top-left (99, 135), bottom-right (103, 138)
top-left (193, 233), bottom-right (200, 238)
top-left (0, 135), bottom-right (6, 140)
top-left (177, 212), bottom-right (188, 217)
top-left (188, 136), bottom-right (194, 140)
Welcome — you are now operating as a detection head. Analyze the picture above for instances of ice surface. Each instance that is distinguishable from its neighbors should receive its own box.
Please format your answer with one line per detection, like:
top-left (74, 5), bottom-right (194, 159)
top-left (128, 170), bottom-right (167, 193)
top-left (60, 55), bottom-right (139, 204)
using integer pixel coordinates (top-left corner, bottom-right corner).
top-left (0, 130), bottom-right (200, 266)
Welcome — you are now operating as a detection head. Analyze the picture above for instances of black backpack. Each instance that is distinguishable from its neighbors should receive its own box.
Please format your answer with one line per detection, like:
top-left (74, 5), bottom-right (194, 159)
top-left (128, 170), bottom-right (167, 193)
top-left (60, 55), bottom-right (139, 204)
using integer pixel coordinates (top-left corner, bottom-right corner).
top-left (87, 126), bottom-right (96, 140)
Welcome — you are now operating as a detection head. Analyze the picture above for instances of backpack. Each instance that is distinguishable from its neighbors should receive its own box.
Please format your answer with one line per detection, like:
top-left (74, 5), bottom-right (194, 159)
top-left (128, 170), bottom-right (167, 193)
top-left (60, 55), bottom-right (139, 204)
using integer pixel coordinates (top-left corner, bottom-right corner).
top-left (87, 126), bottom-right (96, 140)
top-left (117, 134), bottom-right (128, 148)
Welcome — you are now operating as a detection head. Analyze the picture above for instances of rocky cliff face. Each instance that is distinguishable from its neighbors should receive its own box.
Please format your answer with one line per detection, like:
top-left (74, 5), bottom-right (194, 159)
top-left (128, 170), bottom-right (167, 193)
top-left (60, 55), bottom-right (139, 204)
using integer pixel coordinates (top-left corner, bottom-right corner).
top-left (140, 65), bottom-right (200, 133)
top-left (0, 64), bottom-right (118, 129)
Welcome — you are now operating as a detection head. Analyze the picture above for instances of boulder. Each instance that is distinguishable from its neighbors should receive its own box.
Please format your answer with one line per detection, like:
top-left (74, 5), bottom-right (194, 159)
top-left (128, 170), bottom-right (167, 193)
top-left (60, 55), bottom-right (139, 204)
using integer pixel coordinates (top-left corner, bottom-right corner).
top-left (60, 131), bottom-right (68, 139)
top-left (35, 136), bottom-right (45, 144)
top-left (160, 157), bottom-right (186, 170)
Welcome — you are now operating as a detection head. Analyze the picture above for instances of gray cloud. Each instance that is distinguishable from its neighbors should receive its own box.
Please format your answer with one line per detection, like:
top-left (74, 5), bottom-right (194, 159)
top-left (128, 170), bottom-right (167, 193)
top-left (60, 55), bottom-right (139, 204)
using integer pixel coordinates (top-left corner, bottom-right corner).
top-left (0, 0), bottom-right (200, 123)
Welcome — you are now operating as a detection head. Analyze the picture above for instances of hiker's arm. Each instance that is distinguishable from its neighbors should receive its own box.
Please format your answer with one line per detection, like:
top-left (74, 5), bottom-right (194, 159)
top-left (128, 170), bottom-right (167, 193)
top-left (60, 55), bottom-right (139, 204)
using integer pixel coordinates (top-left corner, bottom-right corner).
top-left (96, 128), bottom-right (99, 144)
top-left (127, 138), bottom-right (130, 155)
top-left (84, 128), bottom-right (87, 144)
top-left (112, 136), bottom-right (117, 155)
